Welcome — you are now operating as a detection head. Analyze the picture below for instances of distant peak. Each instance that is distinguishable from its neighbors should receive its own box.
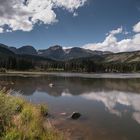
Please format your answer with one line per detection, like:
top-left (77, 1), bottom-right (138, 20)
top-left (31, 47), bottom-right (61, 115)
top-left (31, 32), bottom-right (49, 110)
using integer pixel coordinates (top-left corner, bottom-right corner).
top-left (49, 45), bottom-right (63, 50)
top-left (20, 45), bottom-right (35, 49)
top-left (0, 43), bottom-right (8, 48)
top-left (18, 45), bottom-right (37, 55)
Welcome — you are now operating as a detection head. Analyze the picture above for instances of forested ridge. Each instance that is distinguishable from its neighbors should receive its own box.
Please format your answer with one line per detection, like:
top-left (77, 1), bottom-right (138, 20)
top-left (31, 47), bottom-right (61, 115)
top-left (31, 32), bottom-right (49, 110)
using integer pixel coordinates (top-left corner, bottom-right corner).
top-left (1, 54), bottom-right (140, 73)
top-left (0, 44), bottom-right (140, 73)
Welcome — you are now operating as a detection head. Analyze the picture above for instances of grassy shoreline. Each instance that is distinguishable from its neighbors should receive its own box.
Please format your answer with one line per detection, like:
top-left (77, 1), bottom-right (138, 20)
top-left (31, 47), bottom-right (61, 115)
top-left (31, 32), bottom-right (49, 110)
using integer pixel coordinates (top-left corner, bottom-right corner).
top-left (0, 89), bottom-right (64, 140)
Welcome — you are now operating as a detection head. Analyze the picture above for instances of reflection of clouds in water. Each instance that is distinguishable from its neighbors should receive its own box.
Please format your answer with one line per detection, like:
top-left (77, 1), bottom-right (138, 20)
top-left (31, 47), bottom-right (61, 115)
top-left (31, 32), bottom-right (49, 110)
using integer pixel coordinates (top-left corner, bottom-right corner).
top-left (79, 91), bottom-right (140, 124)
top-left (61, 92), bottom-right (72, 97)
top-left (133, 112), bottom-right (140, 124)
top-left (61, 89), bottom-right (72, 97)
top-left (61, 89), bottom-right (140, 124)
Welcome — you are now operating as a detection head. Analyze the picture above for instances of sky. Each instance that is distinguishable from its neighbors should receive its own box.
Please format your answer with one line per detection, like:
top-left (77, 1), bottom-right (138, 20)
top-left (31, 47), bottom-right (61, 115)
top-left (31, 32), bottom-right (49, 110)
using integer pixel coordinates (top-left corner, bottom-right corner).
top-left (0, 0), bottom-right (140, 52)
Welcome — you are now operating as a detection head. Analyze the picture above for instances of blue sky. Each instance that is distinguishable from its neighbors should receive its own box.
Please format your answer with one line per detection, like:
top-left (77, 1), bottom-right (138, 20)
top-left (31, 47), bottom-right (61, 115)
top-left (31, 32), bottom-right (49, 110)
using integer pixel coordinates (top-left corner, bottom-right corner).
top-left (0, 0), bottom-right (140, 52)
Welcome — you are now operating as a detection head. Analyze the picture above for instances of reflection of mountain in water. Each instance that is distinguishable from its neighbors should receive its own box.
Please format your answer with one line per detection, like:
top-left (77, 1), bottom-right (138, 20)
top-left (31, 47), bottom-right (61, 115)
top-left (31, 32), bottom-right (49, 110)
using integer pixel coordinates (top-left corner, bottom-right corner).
top-left (0, 75), bottom-right (140, 96)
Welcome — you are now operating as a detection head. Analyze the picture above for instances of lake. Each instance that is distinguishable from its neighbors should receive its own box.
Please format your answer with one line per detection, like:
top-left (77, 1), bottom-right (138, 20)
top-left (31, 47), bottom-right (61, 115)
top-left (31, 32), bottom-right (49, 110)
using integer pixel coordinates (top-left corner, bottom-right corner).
top-left (0, 73), bottom-right (140, 140)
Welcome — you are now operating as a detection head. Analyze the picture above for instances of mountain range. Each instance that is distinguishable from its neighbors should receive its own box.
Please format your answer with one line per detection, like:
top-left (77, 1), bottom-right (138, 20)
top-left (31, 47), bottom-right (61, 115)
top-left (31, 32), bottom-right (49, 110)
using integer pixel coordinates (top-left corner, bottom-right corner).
top-left (0, 43), bottom-right (140, 64)
top-left (0, 43), bottom-right (112, 60)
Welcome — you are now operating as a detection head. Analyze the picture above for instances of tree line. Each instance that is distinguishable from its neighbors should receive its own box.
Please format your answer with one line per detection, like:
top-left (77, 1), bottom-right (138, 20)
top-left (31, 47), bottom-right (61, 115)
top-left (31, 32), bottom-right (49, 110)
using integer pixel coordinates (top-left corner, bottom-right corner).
top-left (0, 56), bottom-right (140, 73)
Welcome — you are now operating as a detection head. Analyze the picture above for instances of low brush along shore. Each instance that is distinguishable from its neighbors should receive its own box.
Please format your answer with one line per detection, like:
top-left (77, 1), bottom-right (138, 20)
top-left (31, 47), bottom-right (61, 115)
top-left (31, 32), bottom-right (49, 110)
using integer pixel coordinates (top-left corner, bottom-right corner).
top-left (0, 89), bottom-right (66, 140)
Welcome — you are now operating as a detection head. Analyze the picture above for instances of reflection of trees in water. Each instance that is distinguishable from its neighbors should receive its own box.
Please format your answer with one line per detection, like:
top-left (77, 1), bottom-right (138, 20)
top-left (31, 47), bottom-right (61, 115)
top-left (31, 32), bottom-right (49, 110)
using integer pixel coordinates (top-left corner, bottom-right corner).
top-left (0, 75), bottom-right (140, 96)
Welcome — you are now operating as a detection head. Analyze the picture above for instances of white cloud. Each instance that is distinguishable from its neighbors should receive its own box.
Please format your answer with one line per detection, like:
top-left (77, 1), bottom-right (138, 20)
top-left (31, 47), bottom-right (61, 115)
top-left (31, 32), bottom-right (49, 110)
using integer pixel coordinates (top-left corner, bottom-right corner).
top-left (123, 31), bottom-right (130, 35)
top-left (84, 22), bottom-right (140, 52)
top-left (133, 21), bottom-right (140, 33)
top-left (54, 0), bottom-right (87, 11)
top-left (133, 33), bottom-right (140, 44)
top-left (84, 27), bottom-right (124, 52)
top-left (73, 12), bottom-right (78, 17)
top-left (0, 0), bottom-right (87, 32)
top-left (0, 27), bottom-right (4, 33)
top-left (109, 26), bottom-right (123, 35)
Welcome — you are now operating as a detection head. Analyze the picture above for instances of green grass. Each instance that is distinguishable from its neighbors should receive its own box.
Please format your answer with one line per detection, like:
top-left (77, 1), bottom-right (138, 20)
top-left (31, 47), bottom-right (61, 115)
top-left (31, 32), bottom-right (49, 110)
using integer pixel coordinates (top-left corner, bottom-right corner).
top-left (0, 89), bottom-right (65, 140)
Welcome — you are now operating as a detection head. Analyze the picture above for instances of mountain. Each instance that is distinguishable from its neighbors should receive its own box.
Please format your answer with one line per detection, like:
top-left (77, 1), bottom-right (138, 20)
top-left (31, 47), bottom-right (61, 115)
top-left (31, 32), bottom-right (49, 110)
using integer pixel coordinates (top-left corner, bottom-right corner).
top-left (104, 51), bottom-right (140, 63)
top-left (38, 45), bottom-right (111, 60)
top-left (9, 46), bottom-right (37, 55)
top-left (0, 44), bottom-right (56, 71)
top-left (18, 46), bottom-right (37, 55)
top-left (0, 44), bottom-right (15, 58)
top-left (3, 43), bottom-right (112, 60)
top-left (1, 42), bottom-right (140, 64)
top-left (0, 43), bottom-right (9, 49)
top-left (0, 42), bottom-right (140, 72)
top-left (9, 47), bottom-right (19, 54)
top-left (64, 47), bottom-right (96, 60)
top-left (38, 45), bottom-right (65, 60)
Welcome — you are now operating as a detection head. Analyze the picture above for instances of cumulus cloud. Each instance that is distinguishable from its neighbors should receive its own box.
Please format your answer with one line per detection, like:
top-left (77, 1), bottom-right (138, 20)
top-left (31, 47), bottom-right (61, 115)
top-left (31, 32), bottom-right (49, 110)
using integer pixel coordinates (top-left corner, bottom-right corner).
top-left (84, 21), bottom-right (140, 52)
top-left (0, 0), bottom-right (87, 32)
top-left (133, 21), bottom-right (140, 33)
top-left (73, 12), bottom-right (78, 17)
top-left (0, 27), bottom-right (4, 33)
top-left (54, 0), bottom-right (87, 12)
top-left (109, 26), bottom-right (123, 35)
top-left (84, 27), bottom-right (124, 52)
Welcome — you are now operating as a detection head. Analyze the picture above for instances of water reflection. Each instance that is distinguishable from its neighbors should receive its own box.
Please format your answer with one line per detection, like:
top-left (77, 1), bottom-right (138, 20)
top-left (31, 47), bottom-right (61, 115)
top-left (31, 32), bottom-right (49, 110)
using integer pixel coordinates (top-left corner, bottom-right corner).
top-left (1, 75), bottom-right (140, 123)
top-left (0, 74), bottom-right (140, 140)
top-left (79, 91), bottom-right (140, 124)
top-left (1, 75), bottom-right (140, 96)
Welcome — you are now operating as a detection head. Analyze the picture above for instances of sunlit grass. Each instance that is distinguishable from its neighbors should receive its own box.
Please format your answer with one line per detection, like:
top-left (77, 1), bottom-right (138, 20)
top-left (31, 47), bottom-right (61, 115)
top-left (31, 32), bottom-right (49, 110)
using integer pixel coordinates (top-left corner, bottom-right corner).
top-left (0, 89), bottom-right (64, 140)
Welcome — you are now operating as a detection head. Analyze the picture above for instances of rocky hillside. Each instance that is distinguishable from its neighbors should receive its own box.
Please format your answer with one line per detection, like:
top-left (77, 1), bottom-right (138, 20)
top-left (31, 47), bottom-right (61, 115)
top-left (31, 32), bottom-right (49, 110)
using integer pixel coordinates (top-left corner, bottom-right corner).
top-left (104, 51), bottom-right (140, 63)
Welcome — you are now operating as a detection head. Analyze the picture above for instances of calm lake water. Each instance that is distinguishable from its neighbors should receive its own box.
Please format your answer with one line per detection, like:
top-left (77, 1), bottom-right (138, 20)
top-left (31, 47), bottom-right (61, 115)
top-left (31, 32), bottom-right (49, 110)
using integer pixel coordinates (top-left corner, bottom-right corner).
top-left (1, 73), bottom-right (140, 140)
